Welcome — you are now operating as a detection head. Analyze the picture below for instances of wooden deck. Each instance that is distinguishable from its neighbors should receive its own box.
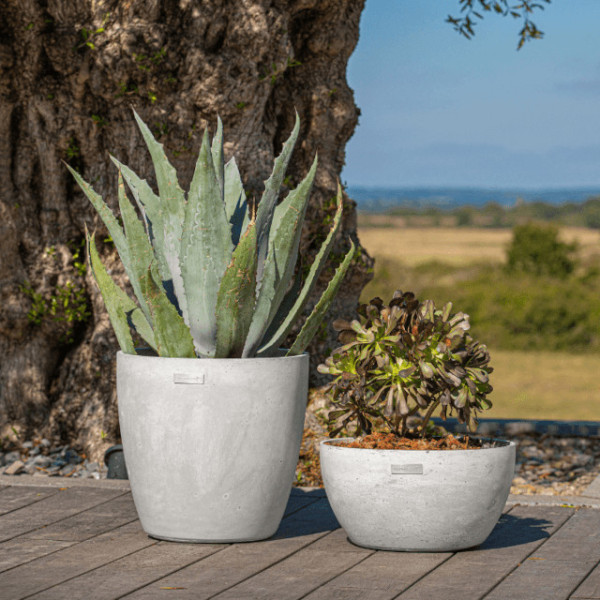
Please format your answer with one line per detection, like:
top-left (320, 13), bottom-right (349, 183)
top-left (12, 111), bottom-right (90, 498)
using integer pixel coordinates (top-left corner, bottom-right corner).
top-left (1, 477), bottom-right (600, 600)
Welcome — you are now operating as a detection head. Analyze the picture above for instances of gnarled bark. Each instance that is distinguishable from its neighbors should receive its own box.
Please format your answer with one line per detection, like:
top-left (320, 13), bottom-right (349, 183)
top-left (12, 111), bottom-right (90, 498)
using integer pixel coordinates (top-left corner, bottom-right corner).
top-left (0, 0), bottom-right (372, 460)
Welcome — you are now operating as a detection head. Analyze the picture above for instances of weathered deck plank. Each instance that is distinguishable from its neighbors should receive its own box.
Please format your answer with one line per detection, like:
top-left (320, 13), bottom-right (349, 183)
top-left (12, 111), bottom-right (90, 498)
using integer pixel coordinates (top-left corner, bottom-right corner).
top-left (571, 562), bottom-right (600, 599)
top-left (303, 550), bottom-right (453, 600)
top-left (304, 506), bottom-right (514, 600)
top-left (0, 482), bottom-right (599, 600)
top-left (484, 508), bottom-right (600, 600)
top-left (21, 492), bottom-right (137, 542)
top-left (0, 537), bottom-right (74, 574)
top-left (397, 504), bottom-right (573, 600)
top-left (209, 528), bottom-right (373, 599)
top-left (122, 497), bottom-right (340, 599)
top-left (0, 521), bottom-right (153, 599)
top-left (0, 486), bottom-right (126, 543)
top-left (25, 541), bottom-right (225, 600)
top-left (31, 492), bottom-right (325, 600)
top-left (0, 485), bottom-right (58, 516)
top-left (0, 492), bottom-right (137, 574)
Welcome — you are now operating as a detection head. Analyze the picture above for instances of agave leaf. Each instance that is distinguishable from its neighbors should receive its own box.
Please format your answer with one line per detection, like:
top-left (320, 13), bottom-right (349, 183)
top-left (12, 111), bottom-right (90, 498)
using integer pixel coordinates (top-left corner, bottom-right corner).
top-left (254, 113), bottom-right (300, 290)
top-left (68, 165), bottom-right (161, 329)
top-left (286, 240), bottom-right (356, 356)
top-left (87, 230), bottom-right (157, 353)
top-left (181, 128), bottom-right (234, 357)
top-left (211, 116), bottom-right (224, 198)
top-left (214, 220), bottom-right (258, 357)
top-left (242, 155), bottom-right (317, 357)
top-left (132, 109), bottom-right (187, 319)
top-left (140, 267), bottom-right (195, 358)
top-left (110, 156), bottom-right (170, 283)
top-left (269, 154), bottom-right (317, 235)
top-left (132, 109), bottom-right (185, 219)
top-left (224, 157), bottom-right (248, 245)
top-left (66, 164), bottom-right (129, 266)
top-left (110, 157), bottom-right (152, 234)
top-left (87, 231), bottom-right (134, 354)
top-left (116, 171), bottom-right (154, 323)
top-left (126, 306), bottom-right (157, 352)
top-left (259, 264), bottom-right (303, 349)
top-left (257, 182), bottom-right (345, 356)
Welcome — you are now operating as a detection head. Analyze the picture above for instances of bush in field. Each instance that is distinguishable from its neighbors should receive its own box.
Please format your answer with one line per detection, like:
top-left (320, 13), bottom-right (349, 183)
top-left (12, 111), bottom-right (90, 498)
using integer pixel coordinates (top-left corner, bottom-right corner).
top-left (423, 269), bottom-right (600, 352)
top-left (506, 223), bottom-right (578, 278)
top-left (582, 198), bottom-right (600, 229)
top-left (454, 205), bottom-right (480, 227)
top-left (362, 221), bottom-right (600, 353)
top-left (366, 260), bottom-right (600, 352)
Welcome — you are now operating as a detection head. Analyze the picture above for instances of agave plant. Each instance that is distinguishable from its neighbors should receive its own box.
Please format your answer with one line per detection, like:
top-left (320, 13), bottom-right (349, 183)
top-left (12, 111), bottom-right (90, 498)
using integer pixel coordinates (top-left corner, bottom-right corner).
top-left (68, 110), bottom-right (355, 359)
top-left (317, 290), bottom-right (493, 437)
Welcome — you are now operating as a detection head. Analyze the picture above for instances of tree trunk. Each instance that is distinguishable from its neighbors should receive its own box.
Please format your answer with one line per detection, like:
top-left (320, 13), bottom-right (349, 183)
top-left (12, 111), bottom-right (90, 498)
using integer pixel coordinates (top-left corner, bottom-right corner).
top-left (0, 0), bottom-right (372, 460)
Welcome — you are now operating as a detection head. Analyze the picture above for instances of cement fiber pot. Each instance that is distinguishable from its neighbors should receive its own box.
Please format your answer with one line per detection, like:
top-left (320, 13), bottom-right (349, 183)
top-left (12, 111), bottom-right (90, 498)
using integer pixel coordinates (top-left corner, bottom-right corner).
top-left (117, 350), bottom-right (309, 543)
top-left (320, 438), bottom-right (516, 552)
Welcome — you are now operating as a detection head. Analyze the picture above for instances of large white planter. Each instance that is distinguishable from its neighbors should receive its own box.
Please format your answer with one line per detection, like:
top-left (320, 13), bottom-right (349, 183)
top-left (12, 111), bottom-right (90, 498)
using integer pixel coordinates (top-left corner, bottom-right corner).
top-left (320, 438), bottom-right (516, 552)
top-left (117, 351), bottom-right (309, 543)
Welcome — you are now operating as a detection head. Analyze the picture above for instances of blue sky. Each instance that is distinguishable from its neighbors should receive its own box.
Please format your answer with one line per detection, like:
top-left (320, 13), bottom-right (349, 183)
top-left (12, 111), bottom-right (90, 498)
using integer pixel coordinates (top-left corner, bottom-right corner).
top-left (342, 0), bottom-right (600, 189)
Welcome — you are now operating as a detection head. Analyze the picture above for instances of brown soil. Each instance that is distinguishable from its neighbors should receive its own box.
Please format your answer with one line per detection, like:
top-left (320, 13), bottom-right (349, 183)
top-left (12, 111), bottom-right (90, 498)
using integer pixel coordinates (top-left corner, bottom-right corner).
top-left (332, 432), bottom-right (482, 450)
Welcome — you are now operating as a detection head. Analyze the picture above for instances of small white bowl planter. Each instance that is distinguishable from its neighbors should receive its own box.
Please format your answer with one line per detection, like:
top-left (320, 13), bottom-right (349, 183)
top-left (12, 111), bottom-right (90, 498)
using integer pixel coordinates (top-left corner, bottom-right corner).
top-left (117, 351), bottom-right (309, 543)
top-left (320, 437), bottom-right (516, 552)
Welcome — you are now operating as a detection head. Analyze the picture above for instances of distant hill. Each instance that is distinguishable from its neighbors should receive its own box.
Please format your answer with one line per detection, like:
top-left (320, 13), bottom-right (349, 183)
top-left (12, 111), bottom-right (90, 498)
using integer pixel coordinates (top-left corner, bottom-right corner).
top-left (348, 186), bottom-right (600, 213)
top-left (353, 187), bottom-right (600, 229)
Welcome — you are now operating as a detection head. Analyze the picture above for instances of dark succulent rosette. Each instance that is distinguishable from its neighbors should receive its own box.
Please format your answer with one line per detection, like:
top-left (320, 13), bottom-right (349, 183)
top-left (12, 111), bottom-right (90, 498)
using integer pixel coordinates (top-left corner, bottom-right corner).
top-left (317, 291), bottom-right (493, 438)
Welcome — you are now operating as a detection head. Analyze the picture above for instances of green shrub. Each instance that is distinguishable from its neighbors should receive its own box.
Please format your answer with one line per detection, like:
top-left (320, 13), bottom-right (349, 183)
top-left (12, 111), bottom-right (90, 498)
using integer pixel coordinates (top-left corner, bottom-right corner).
top-left (361, 224), bottom-right (600, 353)
top-left (582, 198), bottom-right (600, 229)
top-left (506, 222), bottom-right (578, 278)
top-left (422, 269), bottom-right (600, 352)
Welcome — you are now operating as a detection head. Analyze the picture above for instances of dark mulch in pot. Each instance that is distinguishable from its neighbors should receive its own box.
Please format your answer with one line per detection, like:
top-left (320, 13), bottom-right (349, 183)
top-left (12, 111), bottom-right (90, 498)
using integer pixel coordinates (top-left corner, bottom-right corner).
top-left (336, 432), bottom-right (492, 450)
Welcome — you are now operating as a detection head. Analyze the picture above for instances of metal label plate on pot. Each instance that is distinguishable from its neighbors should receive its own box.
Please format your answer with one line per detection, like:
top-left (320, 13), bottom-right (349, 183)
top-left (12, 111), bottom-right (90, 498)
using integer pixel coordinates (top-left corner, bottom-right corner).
top-left (173, 373), bottom-right (206, 385)
top-left (391, 464), bottom-right (424, 475)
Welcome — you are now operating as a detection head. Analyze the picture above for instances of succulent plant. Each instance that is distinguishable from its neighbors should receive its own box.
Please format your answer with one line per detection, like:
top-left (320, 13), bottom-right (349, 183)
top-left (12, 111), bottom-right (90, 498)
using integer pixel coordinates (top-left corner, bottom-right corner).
top-left (317, 290), bottom-right (493, 437)
top-left (68, 110), bottom-right (355, 359)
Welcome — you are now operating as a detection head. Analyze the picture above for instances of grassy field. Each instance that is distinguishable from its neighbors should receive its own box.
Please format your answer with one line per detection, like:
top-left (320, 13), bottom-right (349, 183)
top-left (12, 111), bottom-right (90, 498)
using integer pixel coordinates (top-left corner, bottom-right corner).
top-left (357, 222), bottom-right (600, 268)
top-left (488, 350), bottom-right (599, 420)
top-left (356, 220), bottom-right (600, 422)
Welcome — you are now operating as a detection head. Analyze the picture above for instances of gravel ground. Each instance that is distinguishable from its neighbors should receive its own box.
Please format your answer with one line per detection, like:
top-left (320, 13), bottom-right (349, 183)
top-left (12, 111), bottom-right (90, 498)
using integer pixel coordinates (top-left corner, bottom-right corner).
top-left (3, 431), bottom-right (599, 497)
top-left (0, 439), bottom-right (107, 480)
top-left (509, 433), bottom-right (600, 496)
top-left (294, 429), bottom-right (600, 496)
